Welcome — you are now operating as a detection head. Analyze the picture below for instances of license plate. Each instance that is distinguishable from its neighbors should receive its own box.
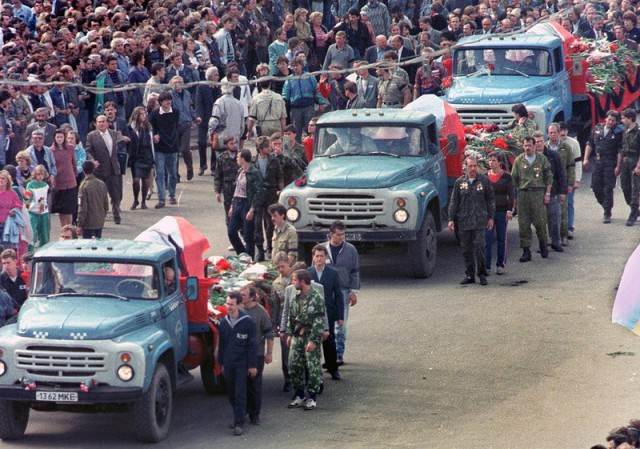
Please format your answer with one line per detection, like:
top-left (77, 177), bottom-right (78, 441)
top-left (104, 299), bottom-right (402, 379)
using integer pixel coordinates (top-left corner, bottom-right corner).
top-left (345, 233), bottom-right (362, 241)
top-left (36, 391), bottom-right (78, 402)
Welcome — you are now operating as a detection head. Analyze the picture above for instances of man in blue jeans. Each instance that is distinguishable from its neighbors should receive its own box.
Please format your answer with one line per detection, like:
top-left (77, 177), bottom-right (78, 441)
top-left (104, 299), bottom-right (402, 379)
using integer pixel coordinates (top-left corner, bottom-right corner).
top-left (149, 92), bottom-right (179, 209)
top-left (321, 221), bottom-right (360, 366)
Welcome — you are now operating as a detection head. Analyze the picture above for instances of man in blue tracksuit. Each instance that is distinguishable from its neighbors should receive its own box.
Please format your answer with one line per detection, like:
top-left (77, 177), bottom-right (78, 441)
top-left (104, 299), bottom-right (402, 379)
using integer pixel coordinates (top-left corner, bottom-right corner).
top-left (218, 291), bottom-right (258, 436)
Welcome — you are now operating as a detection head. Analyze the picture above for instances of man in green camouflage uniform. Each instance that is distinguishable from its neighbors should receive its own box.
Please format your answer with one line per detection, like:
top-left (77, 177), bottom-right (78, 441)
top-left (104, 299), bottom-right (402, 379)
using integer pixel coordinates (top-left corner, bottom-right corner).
top-left (214, 135), bottom-right (240, 225)
top-left (511, 136), bottom-right (553, 262)
top-left (285, 269), bottom-right (326, 411)
top-left (620, 108), bottom-right (640, 226)
top-left (507, 104), bottom-right (538, 154)
top-left (546, 123), bottom-right (575, 245)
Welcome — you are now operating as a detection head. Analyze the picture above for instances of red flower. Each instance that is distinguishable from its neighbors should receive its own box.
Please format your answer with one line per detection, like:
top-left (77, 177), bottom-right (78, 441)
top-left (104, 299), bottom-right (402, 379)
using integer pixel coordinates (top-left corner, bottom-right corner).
top-left (215, 258), bottom-right (232, 271)
top-left (463, 126), bottom-right (476, 134)
top-left (484, 123), bottom-right (499, 132)
top-left (492, 137), bottom-right (508, 150)
top-left (442, 76), bottom-right (452, 88)
top-left (488, 63), bottom-right (495, 71)
top-left (294, 177), bottom-right (307, 187)
top-left (610, 43), bottom-right (618, 52)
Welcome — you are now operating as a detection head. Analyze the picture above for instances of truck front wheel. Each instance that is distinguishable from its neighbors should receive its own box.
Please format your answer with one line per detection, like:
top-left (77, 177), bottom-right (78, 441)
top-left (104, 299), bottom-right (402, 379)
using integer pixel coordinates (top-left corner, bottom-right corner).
top-left (134, 363), bottom-right (172, 443)
top-left (409, 211), bottom-right (437, 278)
top-left (0, 400), bottom-right (30, 440)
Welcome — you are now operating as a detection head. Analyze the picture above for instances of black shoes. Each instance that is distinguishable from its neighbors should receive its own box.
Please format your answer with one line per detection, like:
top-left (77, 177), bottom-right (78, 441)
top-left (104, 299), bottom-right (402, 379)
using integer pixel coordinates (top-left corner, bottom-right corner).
top-left (479, 275), bottom-right (487, 286)
top-left (330, 371), bottom-right (341, 380)
top-left (539, 240), bottom-right (549, 258)
top-left (198, 168), bottom-right (206, 176)
top-left (460, 277), bottom-right (475, 285)
top-left (603, 213), bottom-right (611, 224)
top-left (114, 217), bottom-right (121, 225)
top-left (155, 201), bottom-right (165, 209)
top-left (169, 197), bottom-right (177, 205)
top-left (519, 247), bottom-right (532, 263)
top-left (130, 201), bottom-right (139, 210)
top-left (627, 209), bottom-right (639, 226)
top-left (187, 170), bottom-right (194, 181)
top-left (256, 248), bottom-right (265, 262)
top-left (551, 243), bottom-right (564, 252)
top-left (282, 381), bottom-right (292, 392)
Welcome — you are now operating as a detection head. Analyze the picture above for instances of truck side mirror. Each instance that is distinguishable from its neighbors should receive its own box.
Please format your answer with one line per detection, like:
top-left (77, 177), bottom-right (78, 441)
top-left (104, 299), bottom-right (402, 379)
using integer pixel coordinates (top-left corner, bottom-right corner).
top-left (185, 276), bottom-right (199, 301)
top-left (446, 134), bottom-right (459, 156)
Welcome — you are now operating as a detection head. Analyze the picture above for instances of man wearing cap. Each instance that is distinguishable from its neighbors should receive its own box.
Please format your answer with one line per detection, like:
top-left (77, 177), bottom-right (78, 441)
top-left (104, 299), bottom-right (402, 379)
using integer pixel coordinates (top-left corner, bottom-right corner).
top-left (25, 107), bottom-right (56, 147)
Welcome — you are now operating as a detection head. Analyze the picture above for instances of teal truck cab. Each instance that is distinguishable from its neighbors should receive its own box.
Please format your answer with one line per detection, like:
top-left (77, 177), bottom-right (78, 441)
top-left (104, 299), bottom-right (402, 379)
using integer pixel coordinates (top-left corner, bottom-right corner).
top-left (0, 238), bottom-right (221, 443)
top-left (444, 31), bottom-right (640, 145)
top-left (279, 106), bottom-right (462, 278)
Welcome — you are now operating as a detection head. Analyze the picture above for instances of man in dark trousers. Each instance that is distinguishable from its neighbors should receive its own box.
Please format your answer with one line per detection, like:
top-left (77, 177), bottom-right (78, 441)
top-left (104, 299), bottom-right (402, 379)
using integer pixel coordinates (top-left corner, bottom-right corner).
top-left (217, 291), bottom-right (258, 436)
top-left (149, 92), bottom-right (180, 209)
top-left (85, 115), bottom-right (123, 224)
top-left (448, 156), bottom-right (496, 286)
top-left (308, 245), bottom-right (344, 380)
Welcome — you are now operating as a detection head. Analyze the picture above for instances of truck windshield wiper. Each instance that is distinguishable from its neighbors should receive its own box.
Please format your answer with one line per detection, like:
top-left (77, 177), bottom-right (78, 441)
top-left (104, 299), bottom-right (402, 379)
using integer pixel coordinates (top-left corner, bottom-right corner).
top-left (466, 67), bottom-right (490, 78)
top-left (365, 151), bottom-right (400, 158)
top-left (47, 292), bottom-right (129, 301)
top-left (329, 151), bottom-right (362, 158)
top-left (504, 67), bottom-right (530, 78)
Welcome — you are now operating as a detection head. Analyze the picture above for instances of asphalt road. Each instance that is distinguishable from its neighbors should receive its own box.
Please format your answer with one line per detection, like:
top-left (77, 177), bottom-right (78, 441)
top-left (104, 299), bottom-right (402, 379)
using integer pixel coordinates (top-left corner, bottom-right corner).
top-left (4, 157), bottom-right (640, 449)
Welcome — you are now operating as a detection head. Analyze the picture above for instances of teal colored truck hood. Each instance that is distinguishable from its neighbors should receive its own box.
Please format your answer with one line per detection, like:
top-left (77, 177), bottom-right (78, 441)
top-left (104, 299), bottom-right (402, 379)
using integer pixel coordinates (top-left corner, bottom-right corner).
top-left (445, 76), bottom-right (549, 105)
top-left (307, 156), bottom-right (426, 189)
top-left (17, 297), bottom-right (156, 340)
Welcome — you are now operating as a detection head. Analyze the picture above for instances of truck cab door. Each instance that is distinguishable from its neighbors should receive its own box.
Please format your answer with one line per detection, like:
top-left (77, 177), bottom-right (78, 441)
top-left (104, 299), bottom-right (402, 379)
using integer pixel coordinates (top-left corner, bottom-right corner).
top-left (159, 260), bottom-right (188, 361)
top-left (426, 122), bottom-right (449, 202)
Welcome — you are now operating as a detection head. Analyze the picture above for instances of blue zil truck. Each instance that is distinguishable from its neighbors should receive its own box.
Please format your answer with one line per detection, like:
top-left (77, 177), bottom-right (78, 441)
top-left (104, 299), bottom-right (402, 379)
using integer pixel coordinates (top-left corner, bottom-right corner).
top-left (443, 32), bottom-right (640, 145)
top-left (0, 238), bottom-right (222, 443)
top-left (279, 104), bottom-right (463, 278)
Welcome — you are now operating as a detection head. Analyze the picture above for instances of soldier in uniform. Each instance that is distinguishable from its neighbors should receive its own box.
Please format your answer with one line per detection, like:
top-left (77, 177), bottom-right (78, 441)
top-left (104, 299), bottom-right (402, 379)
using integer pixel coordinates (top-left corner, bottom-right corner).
top-left (214, 136), bottom-right (240, 226)
top-left (619, 108), bottom-right (640, 226)
top-left (253, 136), bottom-right (283, 261)
top-left (448, 156), bottom-right (496, 285)
top-left (583, 110), bottom-right (624, 223)
top-left (511, 136), bottom-right (553, 262)
top-left (285, 269), bottom-right (326, 411)
top-left (506, 104), bottom-right (538, 146)
top-left (376, 61), bottom-right (411, 109)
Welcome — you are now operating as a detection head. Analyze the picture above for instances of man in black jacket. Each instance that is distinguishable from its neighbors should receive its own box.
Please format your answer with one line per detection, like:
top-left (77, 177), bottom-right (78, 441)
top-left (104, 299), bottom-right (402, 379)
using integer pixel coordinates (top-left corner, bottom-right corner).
top-left (195, 67), bottom-right (221, 176)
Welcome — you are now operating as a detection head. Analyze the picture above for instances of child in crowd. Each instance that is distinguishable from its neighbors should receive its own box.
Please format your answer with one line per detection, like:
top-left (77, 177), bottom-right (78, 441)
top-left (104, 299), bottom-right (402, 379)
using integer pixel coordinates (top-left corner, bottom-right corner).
top-left (25, 165), bottom-right (50, 250)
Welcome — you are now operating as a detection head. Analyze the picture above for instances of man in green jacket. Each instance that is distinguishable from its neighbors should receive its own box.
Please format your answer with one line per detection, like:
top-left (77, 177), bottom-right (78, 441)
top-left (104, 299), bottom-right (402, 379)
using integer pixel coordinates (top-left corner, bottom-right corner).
top-left (77, 161), bottom-right (109, 239)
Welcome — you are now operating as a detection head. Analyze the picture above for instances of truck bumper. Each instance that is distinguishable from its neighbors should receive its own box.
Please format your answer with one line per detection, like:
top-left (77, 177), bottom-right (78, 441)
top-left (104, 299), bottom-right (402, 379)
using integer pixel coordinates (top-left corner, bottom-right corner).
top-left (297, 228), bottom-right (417, 242)
top-left (0, 384), bottom-right (144, 403)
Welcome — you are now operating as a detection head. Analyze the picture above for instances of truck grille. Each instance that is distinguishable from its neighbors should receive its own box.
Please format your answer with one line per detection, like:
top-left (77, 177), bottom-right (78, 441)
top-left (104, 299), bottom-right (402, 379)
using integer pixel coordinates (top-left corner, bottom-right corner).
top-left (16, 345), bottom-right (108, 378)
top-left (454, 107), bottom-right (513, 127)
top-left (308, 194), bottom-right (385, 222)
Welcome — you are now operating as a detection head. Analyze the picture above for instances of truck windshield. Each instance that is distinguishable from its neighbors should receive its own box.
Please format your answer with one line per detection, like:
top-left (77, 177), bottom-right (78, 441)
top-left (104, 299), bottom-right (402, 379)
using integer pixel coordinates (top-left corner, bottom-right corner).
top-left (30, 261), bottom-right (160, 299)
top-left (315, 125), bottom-right (424, 157)
top-left (453, 48), bottom-right (552, 77)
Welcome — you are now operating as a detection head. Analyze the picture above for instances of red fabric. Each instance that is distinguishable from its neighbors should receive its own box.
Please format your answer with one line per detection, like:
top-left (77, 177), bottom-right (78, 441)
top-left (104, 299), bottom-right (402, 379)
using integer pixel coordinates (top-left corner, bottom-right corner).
top-left (440, 100), bottom-right (466, 178)
top-left (182, 276), bottom-right (216, 323)
top-left (303, 136), bottom-right (314, 162)
top-left (173, 216), bottom-right (210, 277)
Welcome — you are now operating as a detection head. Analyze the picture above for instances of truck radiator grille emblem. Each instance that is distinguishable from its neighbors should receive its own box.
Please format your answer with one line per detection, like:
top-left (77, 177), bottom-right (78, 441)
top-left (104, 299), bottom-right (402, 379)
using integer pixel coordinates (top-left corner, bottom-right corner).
top-left (456, 109), bottom-right (512, 127)
top-left (309, 195), bottom-right (385, 222)
top-left (16, 345), bottom-right (108, 379)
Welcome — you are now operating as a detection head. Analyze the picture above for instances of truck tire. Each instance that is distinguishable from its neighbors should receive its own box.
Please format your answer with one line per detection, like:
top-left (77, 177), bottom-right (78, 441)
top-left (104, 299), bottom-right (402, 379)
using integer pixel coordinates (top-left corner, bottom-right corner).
top-left (134, 363), bottom-right (172, 443)
top-left (200, 356), bottom-right (226, 395)
top-left (409, 211), bottom-right (437, 279)
top-left (0, 400), bottom-right (30, 440)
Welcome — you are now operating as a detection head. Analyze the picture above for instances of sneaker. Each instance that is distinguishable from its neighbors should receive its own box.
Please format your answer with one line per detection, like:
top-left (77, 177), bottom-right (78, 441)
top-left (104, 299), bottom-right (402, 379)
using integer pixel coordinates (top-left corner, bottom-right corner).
top-left (567, 231), bottom-right (574, 240)
top-left (233, 426), bottom-right (244, 436)
top-left (304, 399), bottom-right (317, 410)
top-left (496, 266), bottom-right (505, 275)
top-left (288, 396), bottom-right (305, 408)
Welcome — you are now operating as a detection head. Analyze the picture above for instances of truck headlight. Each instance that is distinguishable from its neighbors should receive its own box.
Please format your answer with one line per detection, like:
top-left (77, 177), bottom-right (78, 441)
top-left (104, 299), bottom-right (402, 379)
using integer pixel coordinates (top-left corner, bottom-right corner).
top-left (393, 209), bottom-right (409, 223)
top-left (286, 207), bottom-right (300, 222)
top-left (0, 360), bottom-right (6, 376)
top-left (117, 365), bottom-right (134, 382)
